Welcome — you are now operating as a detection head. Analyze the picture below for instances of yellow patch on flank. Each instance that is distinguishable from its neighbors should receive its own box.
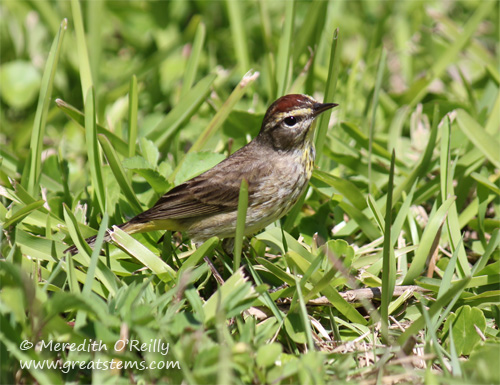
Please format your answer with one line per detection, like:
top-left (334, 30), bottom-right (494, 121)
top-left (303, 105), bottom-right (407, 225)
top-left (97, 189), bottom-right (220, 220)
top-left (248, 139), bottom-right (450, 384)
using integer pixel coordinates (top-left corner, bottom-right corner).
top-left (123, 219), bottom-right (182, 234)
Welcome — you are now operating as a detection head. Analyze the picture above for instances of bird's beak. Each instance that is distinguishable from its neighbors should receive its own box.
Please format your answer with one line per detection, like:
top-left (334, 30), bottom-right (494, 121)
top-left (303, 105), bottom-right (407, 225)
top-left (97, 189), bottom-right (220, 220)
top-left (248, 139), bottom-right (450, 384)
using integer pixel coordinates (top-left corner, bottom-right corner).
top-left (313, 102), bottom-right (338, 115)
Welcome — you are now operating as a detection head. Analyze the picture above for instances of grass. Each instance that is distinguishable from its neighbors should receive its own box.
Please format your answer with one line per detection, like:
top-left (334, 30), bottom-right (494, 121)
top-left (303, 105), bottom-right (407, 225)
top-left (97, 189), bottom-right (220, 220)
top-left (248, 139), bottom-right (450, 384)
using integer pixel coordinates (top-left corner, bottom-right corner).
top-left (1, 1), bottom-right (499, 384)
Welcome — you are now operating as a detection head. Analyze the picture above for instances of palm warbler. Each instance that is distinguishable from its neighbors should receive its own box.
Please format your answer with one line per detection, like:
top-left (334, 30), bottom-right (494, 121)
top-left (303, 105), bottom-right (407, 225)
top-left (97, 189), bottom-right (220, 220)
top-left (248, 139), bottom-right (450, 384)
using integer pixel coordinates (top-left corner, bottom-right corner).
top-left (66, 94), bottom-right (337, 254)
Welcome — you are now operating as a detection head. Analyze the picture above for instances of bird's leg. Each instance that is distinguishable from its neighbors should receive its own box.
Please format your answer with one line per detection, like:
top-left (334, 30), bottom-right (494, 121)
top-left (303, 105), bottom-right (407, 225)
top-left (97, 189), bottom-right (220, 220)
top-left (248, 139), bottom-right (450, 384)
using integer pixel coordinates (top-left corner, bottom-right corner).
top-left (203, 256), bottom-right (225, 285)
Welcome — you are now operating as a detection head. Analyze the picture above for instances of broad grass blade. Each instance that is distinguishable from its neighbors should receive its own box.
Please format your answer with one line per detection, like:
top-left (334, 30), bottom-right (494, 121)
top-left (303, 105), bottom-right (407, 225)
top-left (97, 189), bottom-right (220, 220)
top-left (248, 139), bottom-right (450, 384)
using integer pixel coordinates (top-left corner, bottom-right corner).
top-left (109, 226), bottom-right (176, 281)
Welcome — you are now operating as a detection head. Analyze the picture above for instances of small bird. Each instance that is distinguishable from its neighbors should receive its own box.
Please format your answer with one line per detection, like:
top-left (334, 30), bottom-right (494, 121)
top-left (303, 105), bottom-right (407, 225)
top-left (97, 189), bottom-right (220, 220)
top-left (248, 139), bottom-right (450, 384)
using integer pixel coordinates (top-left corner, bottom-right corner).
top-left (66, 94), bottom-right (337, 254)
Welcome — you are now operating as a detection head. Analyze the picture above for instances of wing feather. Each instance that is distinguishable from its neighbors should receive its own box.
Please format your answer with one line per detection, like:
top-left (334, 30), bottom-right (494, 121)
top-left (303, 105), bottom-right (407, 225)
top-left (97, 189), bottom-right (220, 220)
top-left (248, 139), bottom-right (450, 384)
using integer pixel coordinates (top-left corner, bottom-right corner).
top-left (130, 143), bottom-right (271, 224)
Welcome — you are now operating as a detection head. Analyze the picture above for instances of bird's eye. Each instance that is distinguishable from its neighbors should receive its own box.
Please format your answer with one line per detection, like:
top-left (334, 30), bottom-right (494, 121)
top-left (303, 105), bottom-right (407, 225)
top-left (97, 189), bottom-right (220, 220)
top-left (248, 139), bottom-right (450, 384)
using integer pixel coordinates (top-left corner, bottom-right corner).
top-left (283, 116), bottom-right (297, 127)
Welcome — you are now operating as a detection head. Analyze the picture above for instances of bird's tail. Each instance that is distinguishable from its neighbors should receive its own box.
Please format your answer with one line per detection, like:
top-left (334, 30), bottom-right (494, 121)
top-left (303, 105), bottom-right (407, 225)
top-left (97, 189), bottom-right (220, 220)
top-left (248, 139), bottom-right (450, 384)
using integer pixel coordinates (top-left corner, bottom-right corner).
top-left (64, 222), bottom-right (130, 255)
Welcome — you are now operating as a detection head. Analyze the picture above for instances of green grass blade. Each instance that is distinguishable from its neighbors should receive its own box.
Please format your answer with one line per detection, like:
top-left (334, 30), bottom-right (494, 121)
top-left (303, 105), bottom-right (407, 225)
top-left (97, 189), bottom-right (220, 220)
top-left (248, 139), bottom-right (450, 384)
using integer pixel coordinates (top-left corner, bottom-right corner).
top-left (74, 212), bottom-right (108, 329)
top-left (313, 170), bottom-right (366, 210)
top-left (203, 267), bottom-right (256, 323)
top-left (441, 115), bottom-right (471, 278)
top-left (257, 0), bottom-right (276, 97)
top-left (403, 196), bottom-right (455, 285)
top-left (485, 91), bottom-right (500, 135)
top-left (338, 200), bottom-right (381, 241)
top-left (167, 71), bottom-right (258, 183)
top-left (366, 195), bottom-right (385, 233)
top-left (471, 172), bottom-right (500, 196)
top-left (447, 323), bottom-right (463, 377)
top-left (27, 0), bottom-right (62, 36)
top-left (62, 219), bottom-right (119, 297)
top-left (299, 252), bottom-right (326, 291)
top-left (293, 272), bottom-right (315, 351)
top-left (293, 1), bottom-right (328, 66)
top-left (380, 151), bottom-right (396, 343)
top-left (128, 75), bottom-right (138, 158)
top-left (275, 0), bottom-right (295, 96)
top-left (22, 19), bottom-right (67, 196)
top-left (393, 104), bottom-right (439, 202)
top-left (303, 266), bottom-right (342, 303)
top-left (3, 200), bottom-right (45, 228)
top-left (282, 192), bottom-right (306, 232)
top-left (81, 213), bottom-right (109, 296)
top-left (181, 21), bottom-right (206, 96)
top-left (286, 250), bottom-right (367, 324)
top-left (245, 257), bottom-right (285, 322)
top-left (256, 257), bottom-right (296, 286)
top-left (14, 228), bottom-right (61, 262)
top-left (404, 1), bottom-right (495, 108)
top-left (66, 251), bottom-right (80, 296)
top-left (233, 178), bottom-right (249, 272)
top-left (456, 109), bottom-right (500, 169)
top-left (472, 228), bottom-right (500, 275)
top-left (7, 182), bottom-right (63, 224)
top-left (147, 74), bottom-right (217, 149)
top-left (178, 237), bottom-right (219, 275)
top-left (55, 99), bottom-right (131, 156)
top-left (436, 10), bottom-right (498, 82)
top-left (398, 277), bottom-right (470, 345)
top-left (340, 122), bottom-right (406, 168)
top-left (420, 303), bottom-right (451, 375)
top-left (225, 0), bottom-right (250, 74)
top-left (0, 327), bottom-right (63, 385)
top-left (368, 48), bottom-right (387, 194)
top-left (391, 182), bottom-right (416, 245)
top-left (71, 0), bottom-right (93, 100)
top-left (62, 208), bottom-right (120, 296)
top-left (109, 226), bottom-right (176, 280)
top-left (388, 106), bottom-right (410, 153)
top-left (315, 28), bottom-right (340, 164)
top-left (86, 0), bottom-right (103, 95)
top-left (432, 2), bottom-right (494, 78)
top-left (387, 288), bottom-right (415, 316)
top-left (63, 204), bottom-right (93, 258)
top-left (216, 319), bottom-right (233, 385)
top-left (438, 237), bottom-right (463, 299)
top-left (98, 134), bottom-right (143, 213)
top-left (85, 87), bottom-right (106, 214)
top-left (188, 71), bottom-right (258, 154)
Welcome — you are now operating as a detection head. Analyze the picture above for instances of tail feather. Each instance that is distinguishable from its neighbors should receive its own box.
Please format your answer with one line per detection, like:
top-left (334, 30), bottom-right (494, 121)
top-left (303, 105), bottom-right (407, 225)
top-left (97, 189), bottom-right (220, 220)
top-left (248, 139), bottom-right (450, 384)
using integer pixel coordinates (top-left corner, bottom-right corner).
top-left (64, 231), bottom-right (112, 255)
top-left (64, 222), bottom-right (131, 255)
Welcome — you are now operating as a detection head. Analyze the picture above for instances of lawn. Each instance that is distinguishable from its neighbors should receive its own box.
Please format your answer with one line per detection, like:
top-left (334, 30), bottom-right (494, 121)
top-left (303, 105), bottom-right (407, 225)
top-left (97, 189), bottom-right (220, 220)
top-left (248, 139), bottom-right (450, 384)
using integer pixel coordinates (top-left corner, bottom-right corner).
top-left (1, 0), bottom-right (499, 384)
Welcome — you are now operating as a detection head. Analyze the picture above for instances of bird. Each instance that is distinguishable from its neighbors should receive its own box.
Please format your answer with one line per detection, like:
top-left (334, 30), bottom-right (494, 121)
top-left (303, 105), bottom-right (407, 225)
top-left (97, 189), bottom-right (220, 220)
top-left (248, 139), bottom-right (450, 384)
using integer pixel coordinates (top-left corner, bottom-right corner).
top-left (65, 94), bottom-right (338, 254)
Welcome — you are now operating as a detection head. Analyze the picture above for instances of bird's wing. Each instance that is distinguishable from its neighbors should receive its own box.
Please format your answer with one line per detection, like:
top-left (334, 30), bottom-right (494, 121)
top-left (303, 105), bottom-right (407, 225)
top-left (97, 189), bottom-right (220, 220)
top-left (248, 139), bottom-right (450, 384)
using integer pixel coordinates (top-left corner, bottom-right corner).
top-left (143, 177), bottom-right (241, 220)
top-left (132, 146), bottom-right (268, 222)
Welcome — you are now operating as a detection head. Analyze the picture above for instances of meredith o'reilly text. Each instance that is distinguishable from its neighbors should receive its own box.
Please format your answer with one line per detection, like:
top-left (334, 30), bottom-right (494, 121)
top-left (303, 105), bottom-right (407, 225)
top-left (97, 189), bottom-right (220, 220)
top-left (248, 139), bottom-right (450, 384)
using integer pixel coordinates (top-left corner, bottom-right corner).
top-left (37, 339), bottom-right (170, 356)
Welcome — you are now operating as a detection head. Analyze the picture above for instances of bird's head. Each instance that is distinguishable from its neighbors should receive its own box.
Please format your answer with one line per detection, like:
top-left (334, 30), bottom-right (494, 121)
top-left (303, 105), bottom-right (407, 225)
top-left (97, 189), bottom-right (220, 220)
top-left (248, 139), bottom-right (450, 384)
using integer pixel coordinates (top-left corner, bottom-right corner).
top-left (257, 94), bottom-right (338, 151)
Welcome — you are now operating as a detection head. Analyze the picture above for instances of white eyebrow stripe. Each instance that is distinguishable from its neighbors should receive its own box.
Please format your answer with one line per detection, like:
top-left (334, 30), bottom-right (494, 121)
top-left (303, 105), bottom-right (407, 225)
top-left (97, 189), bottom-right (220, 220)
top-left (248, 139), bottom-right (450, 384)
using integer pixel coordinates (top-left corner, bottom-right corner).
top-left (273, 108), bottom-right (312, 120)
